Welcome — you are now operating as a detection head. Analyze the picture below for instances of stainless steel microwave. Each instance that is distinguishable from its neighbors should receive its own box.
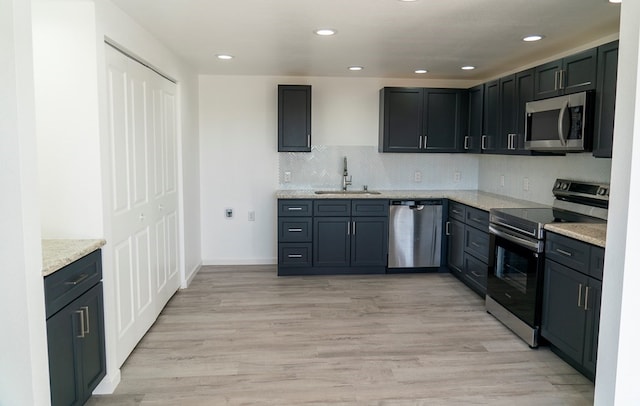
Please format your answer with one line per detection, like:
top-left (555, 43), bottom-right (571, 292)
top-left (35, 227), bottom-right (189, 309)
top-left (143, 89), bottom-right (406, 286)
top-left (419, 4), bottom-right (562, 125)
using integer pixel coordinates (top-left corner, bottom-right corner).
top-left (524, 91), bottom-right (594, 152)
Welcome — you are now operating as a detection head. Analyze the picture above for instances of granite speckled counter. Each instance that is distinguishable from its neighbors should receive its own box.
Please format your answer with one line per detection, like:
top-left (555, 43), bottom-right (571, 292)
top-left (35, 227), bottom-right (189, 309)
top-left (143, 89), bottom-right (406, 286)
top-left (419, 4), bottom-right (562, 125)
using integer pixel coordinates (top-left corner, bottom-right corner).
top-left (42, 239), bottom-right (106, 276)
top-left (276, 189), bottom-right (607, 246)
top-left (544, 223), bottom-right (607, 248)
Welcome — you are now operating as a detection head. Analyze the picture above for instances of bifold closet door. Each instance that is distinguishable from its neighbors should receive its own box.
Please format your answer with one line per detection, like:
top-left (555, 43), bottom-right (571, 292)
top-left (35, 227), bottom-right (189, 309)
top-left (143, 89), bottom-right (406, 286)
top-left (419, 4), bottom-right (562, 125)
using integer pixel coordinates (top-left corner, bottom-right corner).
top-left (105, 45), bottom-right (180, 367)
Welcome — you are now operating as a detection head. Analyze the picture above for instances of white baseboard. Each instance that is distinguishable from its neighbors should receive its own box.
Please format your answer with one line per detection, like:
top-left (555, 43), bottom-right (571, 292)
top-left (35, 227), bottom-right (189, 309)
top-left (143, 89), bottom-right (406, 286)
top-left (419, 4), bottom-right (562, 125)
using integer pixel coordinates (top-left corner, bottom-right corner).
top-left (202, 258), bottom-right (277, 266)
top-left (92, 368), bottom-right (121, 395)
top-left (181, 262), bottom-right (202, 288)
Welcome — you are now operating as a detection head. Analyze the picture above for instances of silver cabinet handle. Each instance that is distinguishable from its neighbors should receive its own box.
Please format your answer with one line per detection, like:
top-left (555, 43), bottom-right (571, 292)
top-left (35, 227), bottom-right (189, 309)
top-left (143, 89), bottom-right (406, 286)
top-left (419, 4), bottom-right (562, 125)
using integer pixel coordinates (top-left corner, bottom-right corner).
top-left (81, 306), bottom-right (90, 334)
top-left (76, 309), bottom-right (86, 338)
top-left (307, 134), bottom-right (311, 148)
top-left (559, 70), bottom-right (565, 90)
top-left (419, 135), bottom-right (423, 149)
top-left (347, 222), bottom-right (350, 235)
top-left (288, 228), bottom-right (303, 232)
top-left (287, 207), bottom-right (303, 211)
top-left (445, 221), bottom-right (451, 236)
top-left (65, 273), bottom-right (89, 285)
top-left (556, 248), bottom-right (573, 257)
top-left (423, 134), bottom-right (428, 149)
top-left (471, 242), bottom-right (481, 248)
top-left (471, 271), bottom-right (482, 277)
top-left (481, 135), bottom-right (487, 150)
top-left (287, 254), bottom-right (303, 258)
top-left (464, 136), bottom-right (469, 150)
top-left (584, 286), bottom-right (590, 311)
top-left (554, 70), bottom-right (559, 91)
top-left (352, 221), bottom-right (356, 235)
top-left (452, 209), bottom-right (462, 214)
top-left (578, 283), bottom-right (583, 307)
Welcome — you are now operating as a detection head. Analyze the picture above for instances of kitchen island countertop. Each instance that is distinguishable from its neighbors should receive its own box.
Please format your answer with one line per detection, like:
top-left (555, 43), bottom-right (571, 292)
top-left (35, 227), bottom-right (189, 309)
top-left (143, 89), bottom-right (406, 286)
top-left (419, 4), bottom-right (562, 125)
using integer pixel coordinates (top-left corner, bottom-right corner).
top-left (42, 239), bottom-right (106, 276)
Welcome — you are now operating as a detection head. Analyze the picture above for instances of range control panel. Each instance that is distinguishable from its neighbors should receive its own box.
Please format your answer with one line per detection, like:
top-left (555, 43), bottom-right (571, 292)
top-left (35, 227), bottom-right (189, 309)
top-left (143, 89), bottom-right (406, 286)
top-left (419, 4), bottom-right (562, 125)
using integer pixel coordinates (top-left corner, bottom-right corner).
top-left (553, 179), bottom-right (609, 201)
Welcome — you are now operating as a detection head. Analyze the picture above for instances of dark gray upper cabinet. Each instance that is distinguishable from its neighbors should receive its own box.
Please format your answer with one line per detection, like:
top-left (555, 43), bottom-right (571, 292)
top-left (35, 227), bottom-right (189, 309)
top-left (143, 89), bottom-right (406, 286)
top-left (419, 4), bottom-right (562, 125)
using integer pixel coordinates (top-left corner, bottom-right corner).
top-left (534, 48), bottom-right (597, 100)
top-left (278, 85), bottom-right (311, 152)
top-left (481, 80), bottom-right (499, 153)
top-left (593, 40), bottom-right (619, 158)
top-left (464, 85), bottom-right (484, 153)
top-left (379, 87), bottom-right (468, 153)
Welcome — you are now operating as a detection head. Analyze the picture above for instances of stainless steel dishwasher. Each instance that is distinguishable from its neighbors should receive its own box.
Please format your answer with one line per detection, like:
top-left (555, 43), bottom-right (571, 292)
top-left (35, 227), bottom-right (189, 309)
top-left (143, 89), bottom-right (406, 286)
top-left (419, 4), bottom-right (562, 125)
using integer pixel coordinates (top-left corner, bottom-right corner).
top-left (388, 200), bottom-right (442, 268)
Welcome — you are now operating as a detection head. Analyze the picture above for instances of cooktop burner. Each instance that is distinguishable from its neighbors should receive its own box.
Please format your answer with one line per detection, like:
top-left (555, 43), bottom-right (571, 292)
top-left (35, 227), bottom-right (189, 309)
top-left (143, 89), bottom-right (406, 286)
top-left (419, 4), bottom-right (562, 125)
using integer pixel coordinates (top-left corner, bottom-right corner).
top-left (493, 207), bottom-right (605, 226)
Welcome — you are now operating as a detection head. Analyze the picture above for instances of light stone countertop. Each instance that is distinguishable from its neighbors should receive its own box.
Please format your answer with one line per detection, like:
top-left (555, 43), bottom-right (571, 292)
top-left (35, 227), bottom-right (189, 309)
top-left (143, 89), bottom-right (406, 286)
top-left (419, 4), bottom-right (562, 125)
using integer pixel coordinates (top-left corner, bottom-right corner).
top-left (276, 189), bottom-right (549, 211)
top-left (544, 223), bottom-right (607, 248)
top-left (42, 239), bottom-right (106, 277)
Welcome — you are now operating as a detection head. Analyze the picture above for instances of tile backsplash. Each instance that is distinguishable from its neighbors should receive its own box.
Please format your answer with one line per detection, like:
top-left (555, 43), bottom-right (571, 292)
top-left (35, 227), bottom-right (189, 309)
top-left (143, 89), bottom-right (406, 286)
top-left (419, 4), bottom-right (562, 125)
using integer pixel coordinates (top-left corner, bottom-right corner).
top-left (278, 146), bottom-right (480, 190)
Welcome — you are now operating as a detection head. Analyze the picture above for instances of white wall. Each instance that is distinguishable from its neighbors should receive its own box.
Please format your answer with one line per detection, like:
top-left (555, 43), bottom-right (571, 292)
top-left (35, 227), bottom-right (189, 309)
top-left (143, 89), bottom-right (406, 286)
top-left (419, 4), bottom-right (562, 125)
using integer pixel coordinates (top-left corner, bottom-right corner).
top-left (0, 0), bottom-right (49, 403)
top-left (479, 154), bottom-right (612, 206)
top-left (33, 1), bottom-right (104, 239)
top-left (595, 0), bottom-right (640, 403)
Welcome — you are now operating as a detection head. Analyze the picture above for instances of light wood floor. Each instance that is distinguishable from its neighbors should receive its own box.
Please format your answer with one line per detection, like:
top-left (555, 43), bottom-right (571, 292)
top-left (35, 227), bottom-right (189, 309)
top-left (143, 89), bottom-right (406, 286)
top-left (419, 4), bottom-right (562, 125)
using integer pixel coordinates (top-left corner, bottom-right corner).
top-left (88, 266), bottom-right (594, 405)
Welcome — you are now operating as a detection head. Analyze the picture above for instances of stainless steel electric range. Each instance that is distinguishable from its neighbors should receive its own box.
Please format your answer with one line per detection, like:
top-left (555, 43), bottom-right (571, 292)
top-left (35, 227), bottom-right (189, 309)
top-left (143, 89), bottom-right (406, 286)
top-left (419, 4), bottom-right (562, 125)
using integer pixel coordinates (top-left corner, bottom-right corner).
top-left (486, 179), bottom-right (609, 347)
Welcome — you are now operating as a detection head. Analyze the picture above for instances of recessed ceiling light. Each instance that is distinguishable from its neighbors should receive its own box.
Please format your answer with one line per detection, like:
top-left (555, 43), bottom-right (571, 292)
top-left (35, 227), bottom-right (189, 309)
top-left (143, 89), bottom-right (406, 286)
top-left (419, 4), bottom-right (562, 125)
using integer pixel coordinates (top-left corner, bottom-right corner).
top-left (348, 66), bottom-right (363, 71)
top-left (461, 66), bottom-right (476, 70)
top-left (216, 54), bottom-right (233, 60)
top-left (399, 0), bottom-right (418, 2)
top-left (609, 0), bottom-right (621, 3)
top-left (314, 29), bottom-right (336, 36)
top-left (415, 69), bottom-right (428, 74)
top-left (523, 35), bottom-right (544, 42)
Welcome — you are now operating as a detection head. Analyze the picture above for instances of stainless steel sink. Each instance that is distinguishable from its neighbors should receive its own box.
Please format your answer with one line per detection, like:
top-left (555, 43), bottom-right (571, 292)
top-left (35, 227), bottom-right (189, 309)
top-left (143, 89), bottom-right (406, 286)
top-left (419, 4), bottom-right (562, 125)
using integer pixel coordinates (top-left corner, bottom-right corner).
top-left (314, 190), bottom-right (381, 195)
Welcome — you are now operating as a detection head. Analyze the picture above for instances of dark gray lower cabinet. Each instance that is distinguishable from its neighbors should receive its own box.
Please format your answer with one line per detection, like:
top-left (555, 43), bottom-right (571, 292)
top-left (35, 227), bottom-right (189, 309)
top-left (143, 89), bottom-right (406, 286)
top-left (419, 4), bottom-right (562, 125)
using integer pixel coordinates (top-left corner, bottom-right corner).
top-left (45, 250), bottom-right (106, 406)
top-left (278, 199), bottom-right (388, 275)
top-left (445, 201), bottom-right (489, 296)
top-left (542, 233), bottom-right (603, 381)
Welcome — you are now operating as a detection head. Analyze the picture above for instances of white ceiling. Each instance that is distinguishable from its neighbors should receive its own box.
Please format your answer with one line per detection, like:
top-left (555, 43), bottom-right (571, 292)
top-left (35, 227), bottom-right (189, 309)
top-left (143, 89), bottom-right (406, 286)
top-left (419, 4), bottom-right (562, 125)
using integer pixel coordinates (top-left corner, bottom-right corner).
top-left (109, 0), bottom-right (621, 80)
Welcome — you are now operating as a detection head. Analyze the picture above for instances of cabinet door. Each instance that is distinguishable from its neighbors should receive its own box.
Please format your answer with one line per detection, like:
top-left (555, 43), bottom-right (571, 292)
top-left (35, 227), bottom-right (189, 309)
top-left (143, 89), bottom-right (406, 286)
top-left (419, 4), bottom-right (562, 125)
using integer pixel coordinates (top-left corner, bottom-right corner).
top-left (379, 87), bottom-right (423, 152)
top-left (534, 59), bottom-right (563, 99)
top-left (313, 217), bottom-right (350, 267)
top-left (47, 304), bottom-right (82, 406)
top-left (466, 85), bottom-right (484, 153)
top-left (463, 253), bottom-right (488, 296)
top-left (423, 89), bottom-right (466, 152)
top-left (583, 279), bottom-right (602, 378)
top-left (278, 85), bottom-right (311, 152)
top-left (447, 219), bottom-right (465, 275)
top-left (482, 80), bottom-right (500, 152)
top-left (593, 41), bottom-right (619, 158)
top-left (541, 260), bottom-right (588, 364)
top-left (512, 69), bottom-right (535, 153)
top-left (499, 75), bottom-right (516, 152)
top-left (351, 217), bottom-right (388, 267)
top-left (78, 284), bottom-right (107, 401)
top-left (563, 48), bottom-right (597, 95)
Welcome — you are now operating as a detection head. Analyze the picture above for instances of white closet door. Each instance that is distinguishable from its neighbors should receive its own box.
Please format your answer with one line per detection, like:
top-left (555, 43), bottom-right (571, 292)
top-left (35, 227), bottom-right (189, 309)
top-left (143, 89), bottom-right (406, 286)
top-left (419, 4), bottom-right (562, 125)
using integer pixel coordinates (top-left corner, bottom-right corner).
top-left (105, 45), bottom-right (180, 367)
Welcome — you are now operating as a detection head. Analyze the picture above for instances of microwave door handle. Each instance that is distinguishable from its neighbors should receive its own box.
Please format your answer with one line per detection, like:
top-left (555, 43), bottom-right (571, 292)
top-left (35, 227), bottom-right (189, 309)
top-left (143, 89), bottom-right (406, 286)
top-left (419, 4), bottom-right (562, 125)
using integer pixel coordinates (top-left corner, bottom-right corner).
top-left (557, 101), bottom-right (570, 146)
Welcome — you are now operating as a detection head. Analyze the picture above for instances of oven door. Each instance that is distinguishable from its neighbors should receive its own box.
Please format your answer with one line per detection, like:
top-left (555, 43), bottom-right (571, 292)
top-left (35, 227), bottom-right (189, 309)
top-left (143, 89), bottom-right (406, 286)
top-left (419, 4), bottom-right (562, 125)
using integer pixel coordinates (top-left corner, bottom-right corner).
top-left (487, 225), bottom-right (545, 328)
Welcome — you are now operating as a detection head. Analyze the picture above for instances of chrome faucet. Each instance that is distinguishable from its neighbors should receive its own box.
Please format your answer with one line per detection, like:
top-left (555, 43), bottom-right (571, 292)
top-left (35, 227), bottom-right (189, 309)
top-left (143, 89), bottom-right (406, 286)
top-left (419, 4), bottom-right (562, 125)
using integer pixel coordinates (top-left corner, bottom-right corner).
top-left (342, 156), bottom-right (352, 191)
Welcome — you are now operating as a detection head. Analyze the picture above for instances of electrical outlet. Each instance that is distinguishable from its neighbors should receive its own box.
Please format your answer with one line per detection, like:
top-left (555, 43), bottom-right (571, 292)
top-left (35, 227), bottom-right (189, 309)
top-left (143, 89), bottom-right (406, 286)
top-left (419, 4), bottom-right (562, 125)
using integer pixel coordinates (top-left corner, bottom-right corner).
top-left (414, 171), bottom-right (422, 183)
top-left (248, 211), bottom-right (255, 221)
top-left (225, 208), bottom-right (233, 219)
top-left (523, 178), bottom-right (530, 192)
top-left (284, 171), bottom-right (292, 183)
top-left (454, 171), bottom-right (461, 182)
top-left (500, 175), bottom-right (505, 187)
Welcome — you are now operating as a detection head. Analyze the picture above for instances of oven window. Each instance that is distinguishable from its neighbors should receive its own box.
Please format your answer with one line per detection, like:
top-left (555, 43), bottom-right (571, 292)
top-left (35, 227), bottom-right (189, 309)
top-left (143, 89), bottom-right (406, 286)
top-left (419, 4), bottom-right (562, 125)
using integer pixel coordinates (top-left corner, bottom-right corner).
top-left (495, 246), bottom-right (530, 294)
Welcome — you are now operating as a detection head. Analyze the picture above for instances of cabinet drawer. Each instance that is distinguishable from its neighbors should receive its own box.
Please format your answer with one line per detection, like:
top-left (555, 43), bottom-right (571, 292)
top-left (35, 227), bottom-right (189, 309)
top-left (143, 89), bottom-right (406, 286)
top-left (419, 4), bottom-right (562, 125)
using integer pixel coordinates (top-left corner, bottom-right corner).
top-left (464, 253), bottom-right (488, 294)
top-left (464, 226), bottom-right (490, 263)
top-left (590, 246), bottom-right (605, 281)
top-left (351, 199), bottom-right (389, 217)
top-left (278, 200), bottom-right (313, 217)
top-left (278, 218), bottom-right (312, 242)
top-left (44, 250), bottom-right (102, 318)
top-left (314, 199), bottom-right (351, 216)
top-left (465, 207), bottom-right (489, 231)
top-left (448, 201), bottom-right (466, 222)
top-left (546, 232), bottom-right (591, 271)
top-left (278, 243), bottom-right (312, 267)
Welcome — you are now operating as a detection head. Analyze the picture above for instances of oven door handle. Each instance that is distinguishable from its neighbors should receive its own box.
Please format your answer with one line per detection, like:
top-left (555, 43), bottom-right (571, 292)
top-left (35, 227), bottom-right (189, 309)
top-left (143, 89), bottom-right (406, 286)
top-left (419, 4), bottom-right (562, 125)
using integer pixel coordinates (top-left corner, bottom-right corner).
top-left (489, 224), bottom-right (543, 253)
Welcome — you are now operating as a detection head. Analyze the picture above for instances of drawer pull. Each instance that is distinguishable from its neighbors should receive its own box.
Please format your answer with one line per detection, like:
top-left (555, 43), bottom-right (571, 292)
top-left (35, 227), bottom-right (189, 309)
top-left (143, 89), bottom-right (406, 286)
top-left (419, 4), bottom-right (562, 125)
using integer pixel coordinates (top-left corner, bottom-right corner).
top-left (556, 248), bottom-right (573, 257)
top-left (287, 254), bottom-right (303, 258)
top-left (471, 242), bottom-right (481, 248)
top-left (287, 207), bottom-right (303, 211)
top-left (471, 218), bottom-right (484, 223)
top-left (471, 271), bottom-right (482, 277)
top-left (452, 209), bottom-right (462, 214)
top-left (288, 228), bottom-right (303, 232)
top-left (65, 273), bottom-right (89, 286)
top-left (445, 221), bottom-right (451, 236)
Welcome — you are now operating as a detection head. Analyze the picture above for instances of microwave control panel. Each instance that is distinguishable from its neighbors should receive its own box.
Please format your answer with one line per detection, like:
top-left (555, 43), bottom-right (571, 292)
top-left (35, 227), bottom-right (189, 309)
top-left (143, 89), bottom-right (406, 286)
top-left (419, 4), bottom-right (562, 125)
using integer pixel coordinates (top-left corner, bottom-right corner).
top-left (568, 106), bottom-right (583, 139)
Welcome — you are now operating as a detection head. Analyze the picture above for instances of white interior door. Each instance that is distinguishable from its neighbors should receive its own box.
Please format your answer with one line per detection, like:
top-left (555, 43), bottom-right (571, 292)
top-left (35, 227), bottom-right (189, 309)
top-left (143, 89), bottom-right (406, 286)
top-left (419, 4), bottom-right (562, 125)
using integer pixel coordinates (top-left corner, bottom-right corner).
top-left (105, 45), bottom-right (180, 367)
